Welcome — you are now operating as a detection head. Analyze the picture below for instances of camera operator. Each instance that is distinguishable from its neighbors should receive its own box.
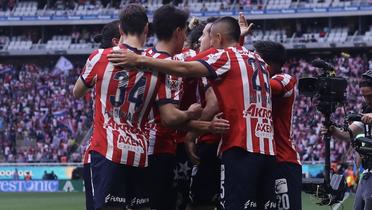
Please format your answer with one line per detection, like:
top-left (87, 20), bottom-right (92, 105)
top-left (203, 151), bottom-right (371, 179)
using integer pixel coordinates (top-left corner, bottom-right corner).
top-left (323, 70), bottom-right (372, 210)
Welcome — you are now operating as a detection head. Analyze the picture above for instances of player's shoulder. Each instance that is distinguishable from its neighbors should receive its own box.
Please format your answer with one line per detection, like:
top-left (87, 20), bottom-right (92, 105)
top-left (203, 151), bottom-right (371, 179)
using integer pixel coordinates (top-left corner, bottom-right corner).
top-left (277, 73), bottom-right (296, 79)
top-left (174, 48), bottom-right (197, 61)
top-left (272, 73), bottom-right (297, 86)
top-left (87, 48), bottom-right (106, 61)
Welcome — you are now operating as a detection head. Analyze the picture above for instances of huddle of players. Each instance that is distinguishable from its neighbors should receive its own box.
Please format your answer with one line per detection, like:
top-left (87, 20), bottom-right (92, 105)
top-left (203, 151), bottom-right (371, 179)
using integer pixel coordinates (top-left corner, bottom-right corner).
top-left (74, 3), bottom-right (302, 210)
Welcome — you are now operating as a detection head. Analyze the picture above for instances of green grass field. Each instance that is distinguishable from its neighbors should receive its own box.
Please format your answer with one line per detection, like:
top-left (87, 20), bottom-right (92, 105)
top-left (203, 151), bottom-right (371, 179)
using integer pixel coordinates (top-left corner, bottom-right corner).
top-left (0, 192), bottom-right (354, 210)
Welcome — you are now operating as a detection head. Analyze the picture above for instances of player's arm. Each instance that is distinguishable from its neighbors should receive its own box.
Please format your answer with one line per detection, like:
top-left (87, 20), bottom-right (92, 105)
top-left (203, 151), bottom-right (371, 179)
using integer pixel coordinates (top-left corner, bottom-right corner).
top-left (184, 87), bottom-right (221, 164)
top-left (186, 86), bottom-right (220, 133)
top-left (73, 49), bottom-right (101, 98)
top-left (73, 77), bottom-right (94, 98)
top-left (159, 103), bottom-right (228, 134)
top-left (238, 12), bottom-right (254, 46)
top-left (270, 79), bottom-right (285, 97)
top-left (159, 103), bottom-right (202, 128)
top-left (270, 74), bottom-right (296, 97)
top-left (107, 50), bottom-right (210, 77)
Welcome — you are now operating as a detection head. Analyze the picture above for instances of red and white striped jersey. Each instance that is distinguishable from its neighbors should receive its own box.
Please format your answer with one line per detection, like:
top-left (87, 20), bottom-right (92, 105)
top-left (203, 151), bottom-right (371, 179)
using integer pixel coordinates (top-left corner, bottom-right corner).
top-left (146, 48), bottom-right (183, 155)
top-left (176, 48), bottom-right (221, 144)
top-left (271, 73), bottom-right (301, 165)
top-left (80, 44), bottom-right (171, 167)
top-left (197, 77), bottom-right (221, 144)
top-left (198, 46), bottom-right (275, 156)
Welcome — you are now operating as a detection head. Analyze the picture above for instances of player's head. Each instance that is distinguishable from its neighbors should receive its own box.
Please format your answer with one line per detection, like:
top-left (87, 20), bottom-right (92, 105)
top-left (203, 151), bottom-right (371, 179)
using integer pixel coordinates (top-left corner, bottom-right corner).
top-left (119, 4), bottom-right (148, 41)
top-left (153, 4), bottom-right (189, 54)
top-left (94, 20), bottom-right (121, 49)
top-left (187, 22), bottom-right (205, 51)
top-left (209, 16), bottom-right (240, 49)
top-left (199, 17), bottom-right (218, 52)
top-left (360, 70), bottom-right (372, 107)
top-left (253, 41), bottom-right (287, 76)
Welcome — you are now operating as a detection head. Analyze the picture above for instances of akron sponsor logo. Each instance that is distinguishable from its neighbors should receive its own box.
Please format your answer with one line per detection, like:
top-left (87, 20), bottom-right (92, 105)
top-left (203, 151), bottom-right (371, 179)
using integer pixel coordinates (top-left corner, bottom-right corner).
top-left (243, 103), bottom-right (274, 138)
top-left (243, 103), bottom-right (272, 119)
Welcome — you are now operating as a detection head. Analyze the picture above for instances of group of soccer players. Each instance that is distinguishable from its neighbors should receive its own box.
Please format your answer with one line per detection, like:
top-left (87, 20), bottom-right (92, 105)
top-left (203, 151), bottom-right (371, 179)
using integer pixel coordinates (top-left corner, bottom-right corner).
top-left (74, 3), bottom-right (302, 210)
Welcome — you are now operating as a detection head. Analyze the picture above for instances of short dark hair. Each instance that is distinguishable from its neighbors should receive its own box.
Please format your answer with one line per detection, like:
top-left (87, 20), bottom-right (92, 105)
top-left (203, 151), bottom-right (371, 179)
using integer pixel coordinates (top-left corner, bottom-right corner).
top-left (212, 16), bottom-right (240, 42)
top-left (187, 23), bottom-right (205, 48)
top-left (153, 4), bottom-right (189, 41)
top-left (206, 17), bottom-right (218, 24)
top-left (119, 4), bottom-right (148, 36)
top-left (94, 20), bottom-right (120, 49)
top-left (253, 41), bottom-right (287, 66)
top-left (360, 70), bottom-right (372, 87)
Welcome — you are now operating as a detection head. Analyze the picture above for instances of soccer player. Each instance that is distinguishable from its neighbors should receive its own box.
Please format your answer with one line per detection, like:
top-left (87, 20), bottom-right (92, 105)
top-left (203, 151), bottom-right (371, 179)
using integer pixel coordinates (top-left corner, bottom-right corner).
top-left (172, 21), bottom-right (206, 210)
top-left (81, 20), bottom-right (121, 210)
top-left (73, 4), bottom-right (227, 210)
top-left (254, 41), bottom-right (302, 210)
top-left (108, 16), bottom-right (277, 210)
top-left (145, 5), bottom-right (189, 210)
top-left (180, 17), bottom-right (223, 210)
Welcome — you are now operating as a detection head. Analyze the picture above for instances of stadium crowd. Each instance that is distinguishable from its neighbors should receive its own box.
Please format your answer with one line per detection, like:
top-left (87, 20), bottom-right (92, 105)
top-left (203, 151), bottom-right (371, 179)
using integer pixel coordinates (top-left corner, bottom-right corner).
top-left (0, 63), bottom-right (92, 163)
top-left (0, 54), bottom-right (370, 163)
top-left (289, 55), bottom-right (371, 164)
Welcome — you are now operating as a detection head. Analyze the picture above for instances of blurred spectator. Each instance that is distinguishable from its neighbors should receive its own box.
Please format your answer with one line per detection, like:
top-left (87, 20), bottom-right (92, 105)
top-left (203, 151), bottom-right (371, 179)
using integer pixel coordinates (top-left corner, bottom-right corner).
top-left (24, 171), bottom-right (32, 181)
top-left (0, 62), bottom-right (92, 163)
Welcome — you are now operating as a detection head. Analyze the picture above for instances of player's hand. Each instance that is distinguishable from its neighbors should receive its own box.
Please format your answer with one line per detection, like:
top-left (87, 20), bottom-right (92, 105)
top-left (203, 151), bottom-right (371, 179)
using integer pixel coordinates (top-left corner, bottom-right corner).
top-left (320, 125), bottom-right (336, 136)
top-left (238, 12), bottom-right (254, 37)
top-left (209, 113), bottom-right (230, 134)
top-left (362, 113), bottom-right (372, 124)
top-left (184, 132), bottom-right (200, 165)
top-left (187, 103), bottom-right (203, 120)
top-left (107, 49), bottom-right (140, 68)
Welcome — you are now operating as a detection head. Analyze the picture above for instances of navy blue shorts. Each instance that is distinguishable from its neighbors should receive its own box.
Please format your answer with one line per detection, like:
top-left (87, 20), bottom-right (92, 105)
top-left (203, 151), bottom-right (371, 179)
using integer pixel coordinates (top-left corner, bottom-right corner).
top-left (83, 163), bottom-right (94, 210)
top-left (275, 162), bottom-right (302, 210)
top-left (220, 147), bottom-right (277, 210)
top-left (148, 154), bottom-right (176, 210)
top-left (90, 151), bottom-right (150, 210)
top-left (189, 142), bottom-right (221, 207)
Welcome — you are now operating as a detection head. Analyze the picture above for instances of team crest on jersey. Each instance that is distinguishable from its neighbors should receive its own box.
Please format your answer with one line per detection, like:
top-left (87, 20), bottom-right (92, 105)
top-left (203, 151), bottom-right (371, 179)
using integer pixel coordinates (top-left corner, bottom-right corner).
top-left (166, 76), bottom-right (181, 91)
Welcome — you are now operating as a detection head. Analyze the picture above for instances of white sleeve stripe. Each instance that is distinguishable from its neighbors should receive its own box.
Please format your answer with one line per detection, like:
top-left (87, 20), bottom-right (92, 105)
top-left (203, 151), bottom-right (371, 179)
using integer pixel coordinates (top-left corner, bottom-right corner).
top-left (283, 89), bottom-right (294, 97)
top-left (215, 51), bottom-right (231, 76)
top-left (272, 74), bottom-right (292, 87)
top-left (215, 60), bottom-right (231, 76)
top-left (81, 49), bottom-right (103, 80)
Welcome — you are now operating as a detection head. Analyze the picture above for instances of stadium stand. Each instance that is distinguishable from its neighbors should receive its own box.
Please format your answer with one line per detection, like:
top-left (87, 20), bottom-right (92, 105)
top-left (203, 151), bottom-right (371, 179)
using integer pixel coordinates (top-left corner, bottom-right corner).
top-left (0, 0), bottom-right (371, 165)
top-left (0, 0), bottom-right (371, 16)
top-left (0, 54), bottom-right (370, 163)
top-left (0, 63), bottom-right (92, 163)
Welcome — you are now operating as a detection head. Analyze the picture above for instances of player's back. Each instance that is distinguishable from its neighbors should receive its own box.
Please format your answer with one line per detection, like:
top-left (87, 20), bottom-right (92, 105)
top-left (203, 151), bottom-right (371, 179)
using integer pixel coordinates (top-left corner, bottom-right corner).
top-left (271, 73), bottom-right (300, 165)
top-left (81, 44), bottom-right (162, 167)
top-left (145, 47), bottom-right (182, 155)
top-left (206, 46), bottom-right (275, 156)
